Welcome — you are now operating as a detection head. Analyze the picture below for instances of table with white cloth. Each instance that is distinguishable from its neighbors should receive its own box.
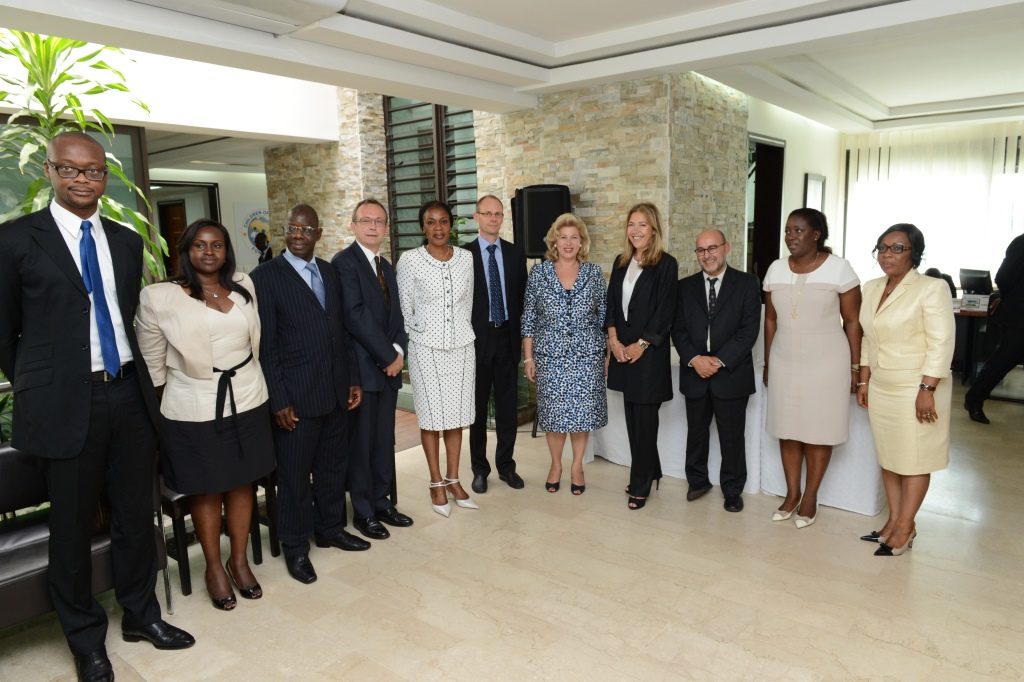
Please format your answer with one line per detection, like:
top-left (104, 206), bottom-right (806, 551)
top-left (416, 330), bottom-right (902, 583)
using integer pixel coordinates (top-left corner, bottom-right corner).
top-left (585, 319), bottom-right (885, 515)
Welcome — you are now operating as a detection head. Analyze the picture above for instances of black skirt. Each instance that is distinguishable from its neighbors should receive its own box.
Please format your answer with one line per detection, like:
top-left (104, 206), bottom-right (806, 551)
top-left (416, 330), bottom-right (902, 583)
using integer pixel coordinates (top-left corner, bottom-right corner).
top-left (160, 402), bottom-right (275, 495)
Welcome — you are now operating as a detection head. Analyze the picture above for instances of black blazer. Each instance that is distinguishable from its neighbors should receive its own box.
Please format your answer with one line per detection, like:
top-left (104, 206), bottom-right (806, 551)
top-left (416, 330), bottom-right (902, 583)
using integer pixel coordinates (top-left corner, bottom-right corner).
top-left (251, 254), bottom-right (360, 418)
top-left (671, 265), bottom-right (761, 400)
top-left (464, 238), bottom-right (527, 362)
top-left (993, 234), bottom-right (1024, 328)
top-left (331, 243), bottom-right (407, 392)
top-left (0, 209), bottom-right (159, 459)
top-left (605, 252), bottom-right (678, 404)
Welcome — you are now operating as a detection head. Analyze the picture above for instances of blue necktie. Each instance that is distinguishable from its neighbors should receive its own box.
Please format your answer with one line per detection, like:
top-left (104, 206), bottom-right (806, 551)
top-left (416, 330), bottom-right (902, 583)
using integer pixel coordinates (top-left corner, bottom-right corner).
top-left (80, 220), bottom-right (121, 376)
top-left (305, 262), bottom-right (326, 309)
top-left (486, 243), bottom-right (506, 324)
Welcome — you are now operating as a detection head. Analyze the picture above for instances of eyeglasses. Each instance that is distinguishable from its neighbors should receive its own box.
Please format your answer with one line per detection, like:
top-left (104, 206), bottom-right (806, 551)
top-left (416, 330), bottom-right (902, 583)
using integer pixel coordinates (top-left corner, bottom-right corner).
top-left (285, 224), bottom-right (318, 236)
top-left (355, 217), bottom-right (388, 227)
top-left (873, 243), bottom-right (909, 255)
top-left (476, 211), bottom-right (503, 219)
top-left (694, 243), bottom-right (725, 256)
top-left (46, 160), bottom-right (108, 181)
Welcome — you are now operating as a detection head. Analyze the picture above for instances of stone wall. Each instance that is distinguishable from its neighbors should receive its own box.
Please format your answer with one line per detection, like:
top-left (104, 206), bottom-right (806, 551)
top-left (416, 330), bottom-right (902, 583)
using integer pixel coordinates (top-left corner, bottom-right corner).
top-left (474, 73), bottom-right (748, 276)
top-left (264, 88), bottom-right (390, 260)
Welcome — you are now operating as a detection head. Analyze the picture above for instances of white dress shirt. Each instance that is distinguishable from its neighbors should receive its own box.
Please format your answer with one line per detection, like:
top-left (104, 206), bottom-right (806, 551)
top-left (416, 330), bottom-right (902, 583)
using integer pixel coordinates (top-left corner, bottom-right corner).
top-left (50, 201), bottom-right (133, 371)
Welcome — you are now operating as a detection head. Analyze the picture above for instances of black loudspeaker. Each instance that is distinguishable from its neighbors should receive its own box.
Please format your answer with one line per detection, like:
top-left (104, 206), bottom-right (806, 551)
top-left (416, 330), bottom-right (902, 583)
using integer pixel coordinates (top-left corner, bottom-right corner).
top-left (512, 184), bottom-right (571, 259)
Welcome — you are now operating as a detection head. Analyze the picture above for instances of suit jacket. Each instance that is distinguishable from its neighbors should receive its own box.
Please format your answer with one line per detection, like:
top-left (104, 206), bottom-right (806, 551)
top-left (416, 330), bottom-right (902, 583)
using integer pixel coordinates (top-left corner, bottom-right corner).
top-left (605, 252), bottom-right (678, 404)
top-left (860, 268), bottom-right (955, 376)
top-left (464, 237), bottom-right (527, 362)
top-left (671, 265), bottom-right (761, 400)
top-left (251, 254), bottom-right (360, 417)
top-left (0, 209), bottom-right (158, 459)
top-left (993, 234), bottom-right (1024, 328)
top-left (332, 244), bottom-right (407, 392)
top-left (136, 274), bottom-right (261, 384)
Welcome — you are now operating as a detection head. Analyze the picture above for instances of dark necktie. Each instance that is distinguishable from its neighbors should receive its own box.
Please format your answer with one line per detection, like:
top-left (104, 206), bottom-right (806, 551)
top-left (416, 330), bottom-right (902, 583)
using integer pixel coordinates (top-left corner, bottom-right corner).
top-left (80, 220), bottom-right (121, 376)
top-left (708, 277), bottom-right (718, 317)
top-left (305, 262), bottom-right (326, 309)
top-left (375, 255), bottom-right (391, 308)
top-left (486, 243), bottom-right (506, 324)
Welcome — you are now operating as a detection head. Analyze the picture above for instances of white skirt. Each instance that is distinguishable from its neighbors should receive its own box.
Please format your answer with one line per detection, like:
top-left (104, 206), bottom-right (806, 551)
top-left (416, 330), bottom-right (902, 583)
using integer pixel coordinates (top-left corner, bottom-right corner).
top-left (407, 340), bottom-right (475, 431)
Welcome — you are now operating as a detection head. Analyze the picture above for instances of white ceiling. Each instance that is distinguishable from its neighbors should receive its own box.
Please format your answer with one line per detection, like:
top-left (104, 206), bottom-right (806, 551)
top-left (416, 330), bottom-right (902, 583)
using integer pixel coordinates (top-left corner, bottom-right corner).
top-left (4, 0), bottom-right (1024, 168)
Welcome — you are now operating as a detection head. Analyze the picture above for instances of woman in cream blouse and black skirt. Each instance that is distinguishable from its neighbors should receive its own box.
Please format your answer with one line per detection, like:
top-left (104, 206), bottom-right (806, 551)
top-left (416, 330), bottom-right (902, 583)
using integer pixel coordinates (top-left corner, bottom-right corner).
top-left (137, 219), bottom-right (274, 609)
top-left (396, 200), bottom-right (478, 517)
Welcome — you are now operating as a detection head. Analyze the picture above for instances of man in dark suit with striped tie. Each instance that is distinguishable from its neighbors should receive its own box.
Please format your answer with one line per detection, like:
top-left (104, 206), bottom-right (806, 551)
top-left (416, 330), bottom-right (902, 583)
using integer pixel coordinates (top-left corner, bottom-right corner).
top-left (332, 199), bottom-right (413, 540)
top-left (466, 195), bottom-right (528, 493)
top-left (0, 132), bottom-right (194, 682)
top-left (252, 204), bottom-right (368, 585)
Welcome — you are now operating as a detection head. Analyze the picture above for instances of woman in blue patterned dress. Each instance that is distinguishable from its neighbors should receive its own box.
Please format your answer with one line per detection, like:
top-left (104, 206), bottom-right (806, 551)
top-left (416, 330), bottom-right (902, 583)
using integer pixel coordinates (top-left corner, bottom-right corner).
top-left (522, 214), bottom-right (608, 495)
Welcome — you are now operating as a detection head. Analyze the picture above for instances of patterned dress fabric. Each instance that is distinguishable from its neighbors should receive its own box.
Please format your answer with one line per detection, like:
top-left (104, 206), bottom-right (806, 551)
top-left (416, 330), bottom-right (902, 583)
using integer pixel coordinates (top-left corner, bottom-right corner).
top-left (521, 260), bottom-right (608, 433)
top-left (396, 246), bottom-right (476, 431)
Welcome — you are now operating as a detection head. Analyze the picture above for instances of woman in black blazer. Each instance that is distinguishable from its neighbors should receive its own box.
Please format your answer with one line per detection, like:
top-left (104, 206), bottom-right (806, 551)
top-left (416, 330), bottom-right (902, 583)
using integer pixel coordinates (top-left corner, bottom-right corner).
top-left (606, 202), bottom-right (678, 510)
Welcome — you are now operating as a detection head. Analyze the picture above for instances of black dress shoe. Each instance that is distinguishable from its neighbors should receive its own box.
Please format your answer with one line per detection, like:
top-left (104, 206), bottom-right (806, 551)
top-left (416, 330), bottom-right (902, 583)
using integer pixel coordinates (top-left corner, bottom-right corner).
top-left (686, 483), bottom-right (712, 501)
top-left (285, 554), bottom-right (318, 584)
top-left (316, 530), bottom-right (371, 551)
top-left (75, 649), bottom-right (113, 682)
top-left (723, 495), bottom-right (744, 512)
top-left (498, 471), bottom-right (525, 489)
top-left (122, 620), bottom-right (196, 650)
top-left (375, 507), bottom-right (414, 527)
top-left (354, 516), bottom-right (390, 540)
top-left (965, 401), bottom-right (990, 424)
top-left (471, 473), bottom-right (488, 494)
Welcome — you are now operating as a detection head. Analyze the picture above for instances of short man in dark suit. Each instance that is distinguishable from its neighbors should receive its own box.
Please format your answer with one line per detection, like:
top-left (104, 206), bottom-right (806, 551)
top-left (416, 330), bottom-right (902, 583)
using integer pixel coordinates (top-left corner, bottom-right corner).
top-left (965, 233), bottom-right (1024, 424)
top-left (465, 194), bottom-right (528, 493)
top-left (671, 229), bottom-right (761, 512)
top-left (252, 203), bottom-right (369, 586)
top-left (0, 132), bottom-right (194, 682)
top-left (331, 199), bottom-right (413, 540)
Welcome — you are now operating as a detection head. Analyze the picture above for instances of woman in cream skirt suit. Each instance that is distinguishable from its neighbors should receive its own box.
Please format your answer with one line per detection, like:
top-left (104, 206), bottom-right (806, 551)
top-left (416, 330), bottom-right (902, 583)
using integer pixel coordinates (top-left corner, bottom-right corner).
top-left (856, 223), bottom-right (954, 557)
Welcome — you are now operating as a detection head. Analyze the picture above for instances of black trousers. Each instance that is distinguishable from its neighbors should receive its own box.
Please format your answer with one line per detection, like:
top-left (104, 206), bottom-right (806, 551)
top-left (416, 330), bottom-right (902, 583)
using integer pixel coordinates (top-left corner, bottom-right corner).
top-left (624, 401), bottom-right (663, 497)
top-left (273, 408), bottom-right (348, 558)
top-left (684, 392), bottom-right (749, 497)
top-left (348, 388), bottom-right (397, 520)
top-left (966, 325), bottom-right (1024, 406)
top-left (470, 325), bottom-right (519, 477)
top-left (43, 377), bottom-right (160, 656)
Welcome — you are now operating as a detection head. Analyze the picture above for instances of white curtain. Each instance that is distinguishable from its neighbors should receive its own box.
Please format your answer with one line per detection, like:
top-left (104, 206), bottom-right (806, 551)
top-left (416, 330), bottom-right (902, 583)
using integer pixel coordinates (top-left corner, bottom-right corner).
top-left (843, 122), bottom-right (1024, 287)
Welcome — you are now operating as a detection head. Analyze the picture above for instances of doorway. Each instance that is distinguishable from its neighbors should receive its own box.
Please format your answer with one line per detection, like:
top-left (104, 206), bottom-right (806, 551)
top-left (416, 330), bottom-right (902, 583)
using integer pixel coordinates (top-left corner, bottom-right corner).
top-left (746, 136), bottom-right (785, 283)
top-left (157, 200), bottom-right (187, 276)
top-left (150, 180), bottom-right (220, 274)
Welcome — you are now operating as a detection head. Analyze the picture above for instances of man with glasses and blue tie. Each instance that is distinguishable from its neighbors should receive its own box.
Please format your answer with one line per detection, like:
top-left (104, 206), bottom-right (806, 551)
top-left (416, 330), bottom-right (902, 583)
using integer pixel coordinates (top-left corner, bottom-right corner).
top-left (0, 131), bottom-right (194, 682)
top-left (466, 195), bottom-right (528, 493)
top-left (252, 204), bottom-right (368, 586)
top-left (671, 229), bottom-right (761, 513)
top-left (332, 199), bottom-right (414, 541)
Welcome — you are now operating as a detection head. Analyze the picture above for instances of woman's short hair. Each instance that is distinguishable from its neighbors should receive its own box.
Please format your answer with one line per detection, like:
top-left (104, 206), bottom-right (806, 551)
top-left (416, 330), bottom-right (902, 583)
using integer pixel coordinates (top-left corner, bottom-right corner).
top-left (788, 207), bottom-right (833, 254)
top-left (616, 202), bottom-right (665, 269)
top-left (418, 200), bottom-right (453, 229)
top-left (876, 223), bottom-right (926, 268)
top-left (544, 213), bottom-right (590, 262)
top-left (171, 218), bottom-right (252, 303)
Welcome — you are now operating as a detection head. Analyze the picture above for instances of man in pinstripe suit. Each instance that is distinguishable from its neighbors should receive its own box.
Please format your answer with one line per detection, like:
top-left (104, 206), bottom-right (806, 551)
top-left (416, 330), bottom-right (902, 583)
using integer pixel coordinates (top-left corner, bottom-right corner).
top-left (252, 204), bottom-right (368, 585)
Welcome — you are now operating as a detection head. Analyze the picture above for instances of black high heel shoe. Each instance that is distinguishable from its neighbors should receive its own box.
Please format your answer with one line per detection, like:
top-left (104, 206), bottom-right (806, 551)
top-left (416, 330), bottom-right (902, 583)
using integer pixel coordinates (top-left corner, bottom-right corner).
top-left (860, 530), bottom-right (883, 543)
top-left (627, 495), bottom-right (646, 510)
top-left (571, 482), bottom-right (585, 495)
top-left (545, 481), bottom-right (560, 493)
top-left (226, 561), bottom-right (262, 600)
top-left (206, 573), bottom-right (237, 611)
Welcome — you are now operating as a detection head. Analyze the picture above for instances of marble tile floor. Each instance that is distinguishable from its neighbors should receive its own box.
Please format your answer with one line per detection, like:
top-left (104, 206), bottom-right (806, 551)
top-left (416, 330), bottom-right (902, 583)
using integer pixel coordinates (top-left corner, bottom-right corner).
top-left (2, 385), bottom-right (1023, 681)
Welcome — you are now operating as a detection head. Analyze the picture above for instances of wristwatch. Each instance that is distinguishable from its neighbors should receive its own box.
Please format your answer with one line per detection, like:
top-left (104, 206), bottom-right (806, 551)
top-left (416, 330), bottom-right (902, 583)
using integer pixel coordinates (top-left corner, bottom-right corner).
top-left (638, 339), bottom-right (651, 350)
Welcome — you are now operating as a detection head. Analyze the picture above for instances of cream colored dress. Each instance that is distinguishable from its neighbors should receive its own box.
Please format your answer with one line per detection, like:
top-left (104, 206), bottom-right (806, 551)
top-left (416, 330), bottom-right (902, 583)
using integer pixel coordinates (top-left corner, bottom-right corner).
top-left (860, 269), bottom-right (955, 474)
top-left (763, 254), bottom-right (860, 445)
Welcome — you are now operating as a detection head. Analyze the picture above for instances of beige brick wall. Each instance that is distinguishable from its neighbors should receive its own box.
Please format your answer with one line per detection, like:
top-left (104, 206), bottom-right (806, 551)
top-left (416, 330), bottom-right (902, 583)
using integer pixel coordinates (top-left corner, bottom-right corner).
top-left (474, 73), bottom-right (747, 278)
top-left (264, 88), bottom-right (390, 261)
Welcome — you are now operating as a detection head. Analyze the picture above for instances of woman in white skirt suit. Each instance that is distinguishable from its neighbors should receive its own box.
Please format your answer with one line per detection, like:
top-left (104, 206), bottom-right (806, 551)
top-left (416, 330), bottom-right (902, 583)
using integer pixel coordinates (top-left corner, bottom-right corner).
top-left (396, 201), bottom-right (478, 517)
top-left (857, 223), bottom-right (954, 557)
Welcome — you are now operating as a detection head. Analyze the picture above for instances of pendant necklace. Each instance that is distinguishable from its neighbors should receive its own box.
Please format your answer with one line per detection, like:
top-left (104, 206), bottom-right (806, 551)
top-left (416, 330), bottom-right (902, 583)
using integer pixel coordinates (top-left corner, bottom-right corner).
top-left (790, 252), bottom-right (823, 320)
